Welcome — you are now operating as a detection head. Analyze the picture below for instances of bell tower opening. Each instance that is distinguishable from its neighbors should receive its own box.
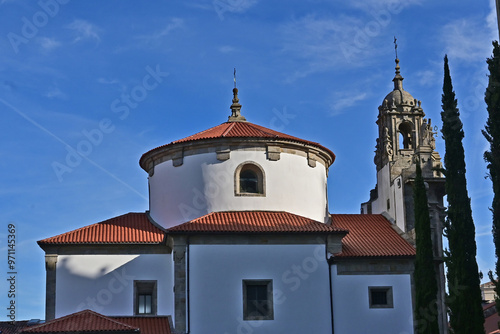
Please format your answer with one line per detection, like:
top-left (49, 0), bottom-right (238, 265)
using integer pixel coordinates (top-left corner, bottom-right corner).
top-left (398, 122), bottom-right (413, 149)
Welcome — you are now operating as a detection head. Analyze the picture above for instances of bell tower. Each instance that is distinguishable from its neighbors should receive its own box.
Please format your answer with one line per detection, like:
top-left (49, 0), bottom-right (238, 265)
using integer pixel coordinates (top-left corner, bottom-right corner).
top-left (361, 52), bottom-right (448, 333)
top-left (364, 56), bottom-right (444, 235)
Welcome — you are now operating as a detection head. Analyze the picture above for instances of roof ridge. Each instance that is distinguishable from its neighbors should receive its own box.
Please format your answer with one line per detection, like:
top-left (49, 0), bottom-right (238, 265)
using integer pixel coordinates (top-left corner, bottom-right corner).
top-left (221, 122), bottom-right (235, 137)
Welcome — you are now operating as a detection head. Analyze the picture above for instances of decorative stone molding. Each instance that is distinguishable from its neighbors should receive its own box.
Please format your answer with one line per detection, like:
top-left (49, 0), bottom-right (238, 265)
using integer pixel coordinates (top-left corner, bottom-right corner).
top-left (326, 234), bottom-right (343, 254)
top-left (172, 150), bottom-right (184, 167)
top-left (334, 258), bottom-right (414, 275)
top-left (216, 146), bottom-right (231, 161)
top-left (266, 145), bottom-right (281, 161)
top-left (307, 151), bottom-right (317, 168)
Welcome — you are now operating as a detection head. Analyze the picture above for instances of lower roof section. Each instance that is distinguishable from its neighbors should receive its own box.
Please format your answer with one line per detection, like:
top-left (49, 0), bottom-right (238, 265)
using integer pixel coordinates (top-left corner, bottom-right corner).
top-left (331, 214), bottom-right (416, 258)
top-left (13, 310), bottom-right (173, 334)
top-left (37, 211), bottom-right (415, 258)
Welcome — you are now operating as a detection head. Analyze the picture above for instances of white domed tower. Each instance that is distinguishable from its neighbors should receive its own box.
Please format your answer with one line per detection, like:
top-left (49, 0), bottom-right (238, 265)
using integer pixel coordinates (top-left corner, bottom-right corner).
top-left (140, 86), bottom-right (335, 229)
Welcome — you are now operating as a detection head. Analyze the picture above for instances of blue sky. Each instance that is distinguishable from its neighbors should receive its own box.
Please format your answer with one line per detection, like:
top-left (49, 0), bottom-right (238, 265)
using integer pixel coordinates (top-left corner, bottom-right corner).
top-left (0, 0), bottom-right (498, 320)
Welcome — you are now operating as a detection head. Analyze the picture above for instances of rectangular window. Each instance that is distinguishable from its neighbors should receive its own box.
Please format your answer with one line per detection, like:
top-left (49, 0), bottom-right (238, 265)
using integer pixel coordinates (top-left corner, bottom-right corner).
top-left (134, 281), bottom-right (157, 315)
top-left (369, 286), bottom-right (393, 308)
top-left (243, 280), bottom-right (273, 320)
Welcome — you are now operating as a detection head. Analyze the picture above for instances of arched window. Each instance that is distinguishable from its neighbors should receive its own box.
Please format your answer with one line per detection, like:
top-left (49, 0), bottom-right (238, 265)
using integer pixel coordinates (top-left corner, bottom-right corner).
top-left (235, 162), bottom-right (265, 196)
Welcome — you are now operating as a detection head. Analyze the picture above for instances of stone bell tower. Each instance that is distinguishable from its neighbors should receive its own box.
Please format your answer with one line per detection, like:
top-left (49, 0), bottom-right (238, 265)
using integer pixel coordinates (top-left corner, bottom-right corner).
top-left (361, 55), bottom-right (448, 333)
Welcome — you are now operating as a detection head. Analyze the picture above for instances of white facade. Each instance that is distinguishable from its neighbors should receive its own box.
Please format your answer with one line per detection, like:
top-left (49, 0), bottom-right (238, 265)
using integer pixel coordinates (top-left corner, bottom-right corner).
top-left (55, 254), bottom-right (173, 318)
top-left (149, 149), bottom-right (329, 228)
top-left (331, 265), bottom-right (414, 333)
top-left (188, 244), bottom-right (332, 334)
top-left (366, 164), bottom-right (406, 232)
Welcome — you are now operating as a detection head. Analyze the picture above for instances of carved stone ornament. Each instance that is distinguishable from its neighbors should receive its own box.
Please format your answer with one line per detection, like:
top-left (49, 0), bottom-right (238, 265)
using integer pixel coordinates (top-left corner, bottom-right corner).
top-left (383, 127), bottom-right (393, 159)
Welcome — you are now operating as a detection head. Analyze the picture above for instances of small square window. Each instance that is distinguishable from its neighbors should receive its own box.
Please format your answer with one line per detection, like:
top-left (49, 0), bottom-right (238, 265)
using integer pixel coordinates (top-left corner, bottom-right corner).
top-left (243, 280), bottom-right (273, 320)
top-left (134, 281), bottom-right (157, 315)
top-left (369, 286), bottom-right (393, 308)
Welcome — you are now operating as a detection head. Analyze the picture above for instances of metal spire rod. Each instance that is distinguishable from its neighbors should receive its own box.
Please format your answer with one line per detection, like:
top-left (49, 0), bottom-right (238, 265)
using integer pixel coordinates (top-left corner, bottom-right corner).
top-left (233, 68), bottom-right (236, 88)
top-left (394, 36), bottom-right (398, 59)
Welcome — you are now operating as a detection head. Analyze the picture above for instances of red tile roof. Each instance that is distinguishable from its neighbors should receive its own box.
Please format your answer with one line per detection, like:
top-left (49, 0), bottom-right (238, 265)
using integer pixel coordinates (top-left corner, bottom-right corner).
top-left (0, 321), bottom-right (32, 334)
top-left (111, 317), bottom-right (172, 334)
top-left (38, 213), bottom-right (164, 246)
top-left (22, 310), bottom-right (139, 333)
top-left (167, 211), bottom-right (347, 234)
top-left (331, 214), bottom-right (416, 258)
top-left (139, 121), bottom-right (335, 167)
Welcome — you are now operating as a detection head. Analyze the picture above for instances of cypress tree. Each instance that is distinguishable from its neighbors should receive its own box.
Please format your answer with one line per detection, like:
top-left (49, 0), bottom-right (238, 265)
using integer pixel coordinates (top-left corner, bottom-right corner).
top-left (441, 55), bottom-right (484, 333)
top-left (483, 40), bottom-right (500, 307)
top-left (413, 163), bottom-right (440, 334)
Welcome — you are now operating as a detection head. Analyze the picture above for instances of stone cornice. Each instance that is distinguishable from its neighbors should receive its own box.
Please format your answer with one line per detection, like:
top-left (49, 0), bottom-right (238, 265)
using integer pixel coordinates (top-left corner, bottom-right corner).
top-left (139, 138), bottom-right (334, 176)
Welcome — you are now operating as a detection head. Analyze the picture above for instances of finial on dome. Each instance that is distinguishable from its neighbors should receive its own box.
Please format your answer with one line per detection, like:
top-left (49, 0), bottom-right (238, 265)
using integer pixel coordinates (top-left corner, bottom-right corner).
top-left (228, 68), bottom-right (247, 122)
top-left (392, 37), bottom-right (404, 91)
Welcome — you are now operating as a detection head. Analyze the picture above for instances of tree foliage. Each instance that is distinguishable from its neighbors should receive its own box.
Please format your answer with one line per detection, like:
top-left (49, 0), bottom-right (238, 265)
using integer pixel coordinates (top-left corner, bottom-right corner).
top-left (413, 163), bottom-right (440, 333)
top-left (483, 40), bottom-right (500, 307)
top-left (441, 55), bottom-right (484, 333)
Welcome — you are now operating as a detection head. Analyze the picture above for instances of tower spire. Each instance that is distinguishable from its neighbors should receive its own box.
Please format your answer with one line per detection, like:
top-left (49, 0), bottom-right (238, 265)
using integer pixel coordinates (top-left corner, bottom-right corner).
top-left (228, 68), bottom-right (247, 122)
top-left (393, 37), bottom-right (404, 91)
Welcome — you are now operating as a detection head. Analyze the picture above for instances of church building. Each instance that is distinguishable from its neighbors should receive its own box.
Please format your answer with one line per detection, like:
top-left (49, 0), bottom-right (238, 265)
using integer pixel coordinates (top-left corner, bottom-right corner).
top-left (37, 58), bottom-right (446, 334)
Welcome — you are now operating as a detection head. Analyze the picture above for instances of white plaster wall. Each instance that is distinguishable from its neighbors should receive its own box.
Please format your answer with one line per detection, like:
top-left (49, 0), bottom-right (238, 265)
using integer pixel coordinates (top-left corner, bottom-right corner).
top-left (372, 164), bottom-right (393, 217)
top-left (55, 254), bottom-right (173, 318)
top-left (393, 176), bottom-right (406, 232)
top-left (188, 244), bottom-right (332, 334)
top-left (149, 150), bottom-right (329, 228)
top-left (331, 265), bottom-right (414, 334)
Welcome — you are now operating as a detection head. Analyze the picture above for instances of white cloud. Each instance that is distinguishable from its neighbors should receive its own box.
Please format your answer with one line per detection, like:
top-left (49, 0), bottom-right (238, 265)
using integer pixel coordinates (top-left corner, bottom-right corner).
top-left (329, 91), bottom-right (368, 116)
top-left (415, 70), bottom-right (437, 87)
top-left (37, 37), bottom-right (61, 52)
top-left (347, 0), bottom-right (421, 12)
top-left (45, 86), bottom-right (66, 99)
top-left (486, 0), bottom-right (499, 41)
top-left (441, 18), bottom-right (493, 63)
top-left (66, 19), bottom-right (101, 44)
top-left (135, 18), bottom-right (184, 46)
top-left (219, 45), bottom-right (237, 53)
top-left (97, 78), bottom-right (120, 85)
top-left (189, 0), bottom-right (258, 16)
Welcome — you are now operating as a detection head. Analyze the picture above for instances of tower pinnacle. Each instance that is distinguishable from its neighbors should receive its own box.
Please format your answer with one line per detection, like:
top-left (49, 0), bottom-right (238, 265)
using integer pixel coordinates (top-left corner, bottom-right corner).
top-left (228, 69), bottom-right (246, 122)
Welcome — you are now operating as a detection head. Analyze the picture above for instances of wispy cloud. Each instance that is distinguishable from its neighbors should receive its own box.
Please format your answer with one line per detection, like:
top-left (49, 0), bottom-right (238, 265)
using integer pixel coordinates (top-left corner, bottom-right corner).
top-left (66, 19), bottom-right (101, 44)
top-left (486, 0), bottom-right (499, 41)
top-left (45, 86), bottom-right (66, 99)
top-left (97, 78), bottom-right (120, 85)
top-left (329, 91), bottom-right (368, 116)
top-left (347, 0), bottom-right (421, 12)
top-left (37, 37), bottom-right (61, 52)
top-left (218, 45), bottom-right (237, 53)
top-left (415, 69), bottom-right (437, 87)
top-left (441, 18), bottom-right (493, 63)
top-left (135, 18), bottom-right (184, 47)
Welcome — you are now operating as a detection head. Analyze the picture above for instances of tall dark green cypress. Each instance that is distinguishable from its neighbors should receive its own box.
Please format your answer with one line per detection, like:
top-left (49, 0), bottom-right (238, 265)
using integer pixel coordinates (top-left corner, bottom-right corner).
top-left (413, 163), bottom-right (440, 334)
top-left (441, 55), bottom-right (484, 333)
top-left (483, 40), bottom-right (500, 307)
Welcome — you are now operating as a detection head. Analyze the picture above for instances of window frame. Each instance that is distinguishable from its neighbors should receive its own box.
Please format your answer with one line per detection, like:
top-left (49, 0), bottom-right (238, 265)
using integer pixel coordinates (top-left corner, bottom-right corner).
top-left (134, 280), bottom-right (157, 315)
top-left (234, 162), bottom-right (266, 197)
top-left (368, 286), bottom-right (393, 309)
top-left (242, 279), bottom-right (274, 320)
